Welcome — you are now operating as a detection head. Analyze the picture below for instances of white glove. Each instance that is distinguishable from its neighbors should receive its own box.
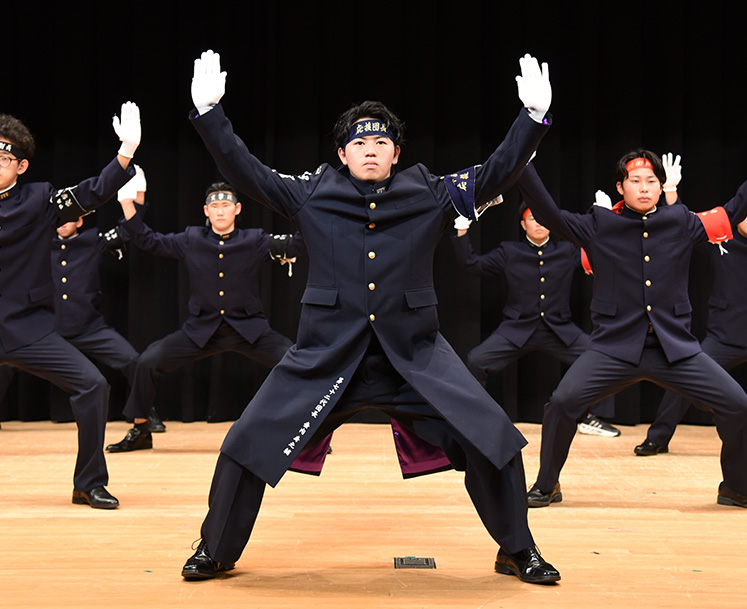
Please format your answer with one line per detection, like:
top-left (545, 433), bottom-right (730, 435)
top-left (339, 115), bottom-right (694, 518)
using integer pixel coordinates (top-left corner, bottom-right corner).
top-left (516, 54), bottom-right (551, 123)
top-left (131, 164), bottom-right (147, 192)
top-left (454, 215), bottom-right (472, 231)
top-left (192, 50), bottom-right (227, 114)
top-left (662, 152), bottom-right (682, 192)
top-left (118, 164), bottom-right (147, 201)
top-left (112, 101), bottom-right (141, 158)
top-left (594, 190), bottom-right (612, 210)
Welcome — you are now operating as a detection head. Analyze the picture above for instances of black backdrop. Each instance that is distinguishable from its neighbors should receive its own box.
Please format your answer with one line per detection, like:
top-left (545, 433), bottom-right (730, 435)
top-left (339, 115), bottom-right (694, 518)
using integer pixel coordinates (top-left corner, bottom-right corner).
top-left (2, 1), bottom-right (745, 428)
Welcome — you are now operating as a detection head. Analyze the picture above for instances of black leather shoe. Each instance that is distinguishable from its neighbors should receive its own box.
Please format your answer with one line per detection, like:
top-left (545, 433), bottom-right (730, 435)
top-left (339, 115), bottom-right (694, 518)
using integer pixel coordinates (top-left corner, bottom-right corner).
top-left (148, 408), bottom-right (166, 433)
top-left (106, 426), bottom-right (153, 452)
top-left (495, 546), bottom-right (560, 584)
top-left (527, 482), bottom-right (562, 508)
top-left (717, 483), bottom-right (747, 508)
top-left (182, 540), bottom-right (235, 580)
top-left (634, 439), bottom-right (668, 456)
top-left (72, 486), bottom-right (119, 509)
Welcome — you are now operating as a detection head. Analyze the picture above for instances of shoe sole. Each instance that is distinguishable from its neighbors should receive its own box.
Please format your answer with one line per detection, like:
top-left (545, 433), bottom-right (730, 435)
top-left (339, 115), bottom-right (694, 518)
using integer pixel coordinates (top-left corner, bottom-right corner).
top-left (182, 563), bottom-right (235, 581)
top-left (717, 495), bottom-right (747, 508)
top-left (106, 439), bottom-right (153, 453)
top-left (72, 496), bottom-right (119, 509)
top-left (494, 561), bottom-right (561, 584)
top-left (634, 446), bottom-right (668, 456)
top-left (578, 423), bottom-right (621, 437)
top-left (181, 568), bottom-right (218, 581)
top-left (527, 492), bottom-right (562, 508)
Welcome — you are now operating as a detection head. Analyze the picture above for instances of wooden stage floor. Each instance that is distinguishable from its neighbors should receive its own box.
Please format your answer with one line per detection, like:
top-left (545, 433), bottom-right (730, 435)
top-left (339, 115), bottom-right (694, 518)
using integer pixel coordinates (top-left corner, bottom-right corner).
top-left (1, 420), bottom-right (745, 608)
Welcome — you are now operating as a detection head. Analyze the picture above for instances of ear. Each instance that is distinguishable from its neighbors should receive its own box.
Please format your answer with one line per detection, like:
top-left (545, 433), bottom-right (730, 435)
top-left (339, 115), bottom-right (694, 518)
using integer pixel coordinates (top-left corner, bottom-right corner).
top-left (520, 219), bottom-right (527, 233)
top-left (17, 159), bottom-right (29, 175)
top-left (203, 205), bottom-right (210, 218)
top-left (337, 147), bottom-right (348, 166)
top-left (391, 145), bottom-right (401, 166)
top-left (75, 217), bottom-right (84, 228)
top-left (615, 181), bottom-right (624, 196)
top-left (234, 202), bottom-right (242, 215)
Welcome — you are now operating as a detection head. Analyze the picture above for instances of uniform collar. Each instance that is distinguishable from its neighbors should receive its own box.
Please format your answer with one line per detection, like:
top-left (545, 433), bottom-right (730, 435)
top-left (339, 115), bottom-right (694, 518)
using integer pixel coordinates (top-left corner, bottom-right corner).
top-left (347, 171), bottom-right (395, 195)
top-left (208, 227), bottom-right (236, 241)
top-left (621, 203), bottom-right (658, 219)
top-left (0, 182), bottom-right (18, 200)
top-left (526, 235), bottom-right (550, 248)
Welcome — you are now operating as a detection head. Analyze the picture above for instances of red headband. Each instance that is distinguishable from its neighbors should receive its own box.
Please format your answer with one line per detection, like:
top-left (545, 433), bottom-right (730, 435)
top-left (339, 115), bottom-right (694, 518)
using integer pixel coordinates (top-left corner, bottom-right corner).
top-left (522, 207), bottom-right (532, 221)
top-left (625, 157), bottom-right (654, 173)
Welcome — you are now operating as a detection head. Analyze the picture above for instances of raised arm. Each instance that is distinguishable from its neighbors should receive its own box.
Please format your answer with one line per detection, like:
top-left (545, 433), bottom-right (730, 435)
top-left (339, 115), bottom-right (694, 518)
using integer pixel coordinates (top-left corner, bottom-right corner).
top-left (189, 51), bottom-right (318, 219)
top-left (50, 103), bottom-right (140, 225)
top-left (517, 163), bottom-right (594, 247)
top-left (445, 55), bottom-right (552, 220)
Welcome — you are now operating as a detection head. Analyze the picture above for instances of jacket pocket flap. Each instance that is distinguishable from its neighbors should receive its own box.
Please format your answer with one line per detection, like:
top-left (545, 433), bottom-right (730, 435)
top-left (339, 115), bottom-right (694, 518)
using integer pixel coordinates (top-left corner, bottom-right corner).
top-left (674, 300), bottom-right (692, 316)
top-left (29, 283), bottom-right (54, 303)
top-left (590, 299), bottom-right (616, 316)
top-left (404, 287), bottom-right (438, 309)
top-left (301, 287), bottom-right (339, 307)
top-left (708, 296), bottom-right (728, 310)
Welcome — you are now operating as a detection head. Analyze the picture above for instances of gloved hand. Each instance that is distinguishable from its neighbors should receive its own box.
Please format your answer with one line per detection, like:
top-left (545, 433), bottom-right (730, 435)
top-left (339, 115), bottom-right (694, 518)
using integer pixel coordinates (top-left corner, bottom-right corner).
top-left (662, 152), bottom-right (682, 192)
top-left (112, 101), bottom-right (141, 158)
top-left (516, 54), bottom-right (551, 123)
top-left (192, 50), bottom-right (227, 114)
top-left (454, 215), bottom-right (472, 231)
top-left (594, 190), bottom-right (612, 210)
top-left (118, 164), bottom-right (146, 201)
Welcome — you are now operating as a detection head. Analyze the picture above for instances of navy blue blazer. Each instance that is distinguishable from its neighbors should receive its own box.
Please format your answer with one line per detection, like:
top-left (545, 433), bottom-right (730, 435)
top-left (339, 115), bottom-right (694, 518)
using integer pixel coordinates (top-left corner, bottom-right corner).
top-left (121, 210), bottom-right (297, 348)
top-left (52, 227), bottom-right (124, 338)
top-left (0, 159), bottom-right (133, 352)
top-left (519, 163), bottom-right (747, 365)
top-left (451, 234), bottom-right (584, 348)
top-left (191, 104), bottom-right (550, 486)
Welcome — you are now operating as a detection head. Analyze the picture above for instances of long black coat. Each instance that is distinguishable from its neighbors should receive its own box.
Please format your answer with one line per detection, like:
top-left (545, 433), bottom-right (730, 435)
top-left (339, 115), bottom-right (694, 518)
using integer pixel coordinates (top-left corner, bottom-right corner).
top-left (191, 104), bottom-right (550, 486)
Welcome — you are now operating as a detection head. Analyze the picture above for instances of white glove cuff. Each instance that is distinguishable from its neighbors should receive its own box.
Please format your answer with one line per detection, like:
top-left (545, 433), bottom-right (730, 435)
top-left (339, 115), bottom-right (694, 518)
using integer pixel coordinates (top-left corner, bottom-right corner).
top-left (118, 143), bottom-right (137, 158)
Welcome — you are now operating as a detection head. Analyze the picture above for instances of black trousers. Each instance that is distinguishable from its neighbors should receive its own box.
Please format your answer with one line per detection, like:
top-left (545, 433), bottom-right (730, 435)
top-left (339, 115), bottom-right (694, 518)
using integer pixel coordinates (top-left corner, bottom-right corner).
top-left (645, 336), bottom-right (747, 446)
top-left (0, 332), bottom-right (109, 492)
top-left (467, 323), bottom-right (615, 419)
top-left (65, 325), bottom-right (139, 386)
top-left (199, 348), bottom-right (535, 565)
top-left (535, 340), bottom-right (747, 496)
top-left (124, 322), bottom-right (292, 419)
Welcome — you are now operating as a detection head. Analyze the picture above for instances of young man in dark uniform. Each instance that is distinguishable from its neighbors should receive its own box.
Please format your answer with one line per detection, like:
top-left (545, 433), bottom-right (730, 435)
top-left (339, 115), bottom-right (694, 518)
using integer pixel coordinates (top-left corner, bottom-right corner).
top-left (451, 203), bottom-right (619, 436)
top-left (0, 103), bottom-right (140, 508)
top-left (517, 151), bottom-right (747, 510)
top-left (180, 50), bottom-right (560, 585)
top-left (105, 176), bottom-right (302, 453)
top-left (0, 199), bottom-right (150, 429)
top-left (634, 212), bottom-right (747, 456)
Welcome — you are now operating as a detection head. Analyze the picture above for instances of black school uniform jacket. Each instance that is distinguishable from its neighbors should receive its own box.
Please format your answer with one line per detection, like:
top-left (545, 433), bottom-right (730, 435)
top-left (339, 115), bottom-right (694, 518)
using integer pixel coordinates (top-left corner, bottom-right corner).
top-left (519, 163), bottom-right (747, 365)
top-left (0, 159), bottom-right (133, 351)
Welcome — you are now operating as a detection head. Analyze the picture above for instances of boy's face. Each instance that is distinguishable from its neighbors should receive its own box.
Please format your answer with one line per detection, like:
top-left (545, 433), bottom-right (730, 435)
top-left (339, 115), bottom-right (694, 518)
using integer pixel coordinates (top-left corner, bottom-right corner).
top-left (521, 213), bottom-right (550, 245)
top-left (204, 199), bottom-right (241, 234)
top-left (0, 138), bottom-right (29, 191)
top-left (56, 218), bottom-right (83, 238)
top-left (338, 119), bottom-right (400, 183)
top-left (616, 166), bottom-right (662, 214)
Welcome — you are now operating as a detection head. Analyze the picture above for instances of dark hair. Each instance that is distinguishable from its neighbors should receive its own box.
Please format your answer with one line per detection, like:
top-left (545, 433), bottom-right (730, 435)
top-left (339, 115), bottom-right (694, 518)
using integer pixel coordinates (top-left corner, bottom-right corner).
top-left (0, 114), bottom-right (36, 159)
top-left (332, 100), bottom-right (405, 150)
top-left (204, 182), bottom-right (237, 199)
top-left (613, 149), bottom-right (666, 185)
top-left (519, 200), bottom-right (530, 219)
